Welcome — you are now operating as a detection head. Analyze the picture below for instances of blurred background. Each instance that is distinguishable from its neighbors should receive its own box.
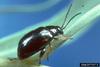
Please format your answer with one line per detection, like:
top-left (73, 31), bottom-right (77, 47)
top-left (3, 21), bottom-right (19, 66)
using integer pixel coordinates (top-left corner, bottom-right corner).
top-left (0, 0), bottom-right (100, 67)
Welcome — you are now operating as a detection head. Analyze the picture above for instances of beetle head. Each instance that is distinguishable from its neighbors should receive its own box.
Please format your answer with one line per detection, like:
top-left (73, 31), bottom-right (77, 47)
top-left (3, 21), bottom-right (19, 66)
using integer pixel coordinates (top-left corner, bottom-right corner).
top-left (46, 26), bottom-right (63, 36)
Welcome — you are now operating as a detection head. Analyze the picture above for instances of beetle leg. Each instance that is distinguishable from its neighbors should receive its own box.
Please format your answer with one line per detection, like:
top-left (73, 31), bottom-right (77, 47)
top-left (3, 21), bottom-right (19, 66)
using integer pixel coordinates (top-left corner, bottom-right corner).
top-left (53, 37), bottom-right (59, 40)
top-left (40, 43), bottom-right (52, 61)
top-left (45, 43), bottom-right (53, 61)
top-left (54, 35), bottom-right (73, 40)
top-left (39, 48), bottom-right (46, 64)
top-left (53, 35), bottom-right (61, 40)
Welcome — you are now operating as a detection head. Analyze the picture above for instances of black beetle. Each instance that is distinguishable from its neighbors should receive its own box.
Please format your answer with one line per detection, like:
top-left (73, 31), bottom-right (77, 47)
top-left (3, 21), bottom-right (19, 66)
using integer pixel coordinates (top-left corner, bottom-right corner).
top-left (17, 4), bottom-right (81, 63)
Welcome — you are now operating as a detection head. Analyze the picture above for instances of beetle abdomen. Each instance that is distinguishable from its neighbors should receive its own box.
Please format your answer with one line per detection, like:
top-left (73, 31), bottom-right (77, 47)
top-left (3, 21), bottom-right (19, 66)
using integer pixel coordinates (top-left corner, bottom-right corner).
top-left (18, 35), bottom-right (50, 60)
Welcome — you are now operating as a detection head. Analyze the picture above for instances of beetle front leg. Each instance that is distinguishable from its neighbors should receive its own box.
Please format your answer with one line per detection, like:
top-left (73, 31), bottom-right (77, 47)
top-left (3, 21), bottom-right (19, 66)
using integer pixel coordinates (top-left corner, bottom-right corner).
top-left (54, 35), bottom-right (73, 40)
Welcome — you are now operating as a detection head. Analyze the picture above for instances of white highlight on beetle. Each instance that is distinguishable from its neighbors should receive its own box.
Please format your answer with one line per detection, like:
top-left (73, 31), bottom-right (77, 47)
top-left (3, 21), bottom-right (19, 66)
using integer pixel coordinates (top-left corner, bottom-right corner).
top-left (40, 30), bottom-right (53, 37)
top-left (50, 29), bottom-right (57, 33)
top-left (22, 36), bottom-right (33, 46)
top-left (58, 28), bottom-right (61, 30)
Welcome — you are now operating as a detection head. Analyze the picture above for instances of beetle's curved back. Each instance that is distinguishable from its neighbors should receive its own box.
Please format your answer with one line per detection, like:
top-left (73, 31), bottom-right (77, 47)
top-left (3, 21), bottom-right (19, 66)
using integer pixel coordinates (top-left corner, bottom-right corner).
top-left (17, 27), bottom-right (53, 60)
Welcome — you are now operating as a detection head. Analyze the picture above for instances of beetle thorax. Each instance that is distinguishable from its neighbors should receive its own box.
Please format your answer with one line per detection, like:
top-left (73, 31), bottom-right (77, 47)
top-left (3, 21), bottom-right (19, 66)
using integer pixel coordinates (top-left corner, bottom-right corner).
top-left (46, 26), bottom-right (63, 36)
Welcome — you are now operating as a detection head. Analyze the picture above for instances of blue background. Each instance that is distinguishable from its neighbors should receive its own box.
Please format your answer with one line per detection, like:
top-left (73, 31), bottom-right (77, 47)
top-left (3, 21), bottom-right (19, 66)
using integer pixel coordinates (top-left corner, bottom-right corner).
top-left (0, 0), bottom-right (100, 67)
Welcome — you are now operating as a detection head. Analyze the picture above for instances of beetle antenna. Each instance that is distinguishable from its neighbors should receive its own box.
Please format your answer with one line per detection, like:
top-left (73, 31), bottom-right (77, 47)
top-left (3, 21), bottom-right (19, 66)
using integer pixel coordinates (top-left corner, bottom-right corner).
top-left (61, 4), bottom-right (72, 29)
top-left (62, 12), bottom-right (81, 29)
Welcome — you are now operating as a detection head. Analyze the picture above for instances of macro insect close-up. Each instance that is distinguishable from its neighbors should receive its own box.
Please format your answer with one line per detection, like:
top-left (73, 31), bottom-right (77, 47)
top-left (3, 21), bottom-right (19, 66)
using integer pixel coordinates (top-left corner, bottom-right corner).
top-left (17, 3), bottom-right (81, 64)
top-left (0, 0), bottom-right (100, 67)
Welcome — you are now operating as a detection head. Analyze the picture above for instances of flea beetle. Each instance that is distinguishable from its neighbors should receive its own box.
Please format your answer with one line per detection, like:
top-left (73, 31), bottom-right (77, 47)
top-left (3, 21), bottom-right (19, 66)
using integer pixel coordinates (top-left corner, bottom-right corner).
top-left (17, 4), bottom-right (81, 63)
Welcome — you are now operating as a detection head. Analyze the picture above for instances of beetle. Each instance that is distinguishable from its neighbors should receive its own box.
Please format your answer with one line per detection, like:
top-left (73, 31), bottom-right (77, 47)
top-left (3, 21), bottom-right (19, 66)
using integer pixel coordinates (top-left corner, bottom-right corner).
top-left (17, 4), bottom-right (81, 63)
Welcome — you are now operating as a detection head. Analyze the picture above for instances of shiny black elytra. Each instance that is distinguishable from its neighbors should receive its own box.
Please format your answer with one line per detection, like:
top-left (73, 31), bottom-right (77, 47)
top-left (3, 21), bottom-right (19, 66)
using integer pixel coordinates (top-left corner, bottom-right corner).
top-left (17, 4), bottom-right (81, 61)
